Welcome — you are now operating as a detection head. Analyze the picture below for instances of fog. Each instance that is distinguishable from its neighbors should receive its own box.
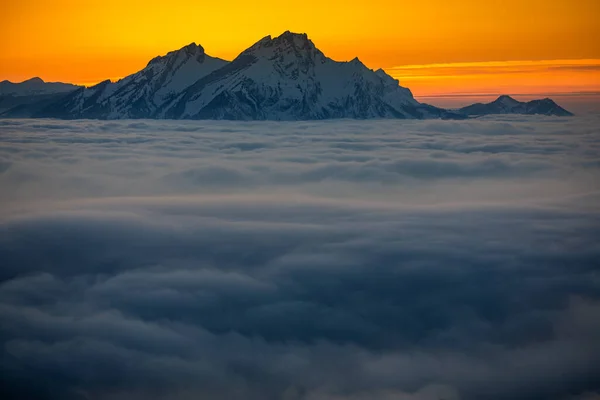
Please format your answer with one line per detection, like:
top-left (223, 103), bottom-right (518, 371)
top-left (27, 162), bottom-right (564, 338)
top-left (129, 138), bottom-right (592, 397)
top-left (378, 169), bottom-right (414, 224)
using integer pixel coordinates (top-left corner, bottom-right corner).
top-left (1, 116), bottom-right (599, 399)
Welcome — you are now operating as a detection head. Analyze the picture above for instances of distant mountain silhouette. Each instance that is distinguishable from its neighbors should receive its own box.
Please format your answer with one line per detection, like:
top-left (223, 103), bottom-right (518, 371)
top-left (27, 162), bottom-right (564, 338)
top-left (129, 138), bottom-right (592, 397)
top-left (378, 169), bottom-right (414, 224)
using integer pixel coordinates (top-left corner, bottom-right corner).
top-left (0, 33), bottom-right (573, 120)
top-left (459, 95), bottom-right (573, 117)
top-left (0, 78), bottom-right (81, 116)
top-left (0, 77), bottom-right (80, 96)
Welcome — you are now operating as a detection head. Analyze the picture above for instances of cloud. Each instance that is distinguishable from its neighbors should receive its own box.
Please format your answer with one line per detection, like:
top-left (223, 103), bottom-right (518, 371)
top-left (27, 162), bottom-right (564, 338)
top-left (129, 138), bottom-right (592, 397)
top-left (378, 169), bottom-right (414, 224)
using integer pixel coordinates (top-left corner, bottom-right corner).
top-left (0, 116), bottom-right (599, 399)
top-left (385, 60), bottom-right (600, 112)
top-left (387, 59), bottom-right (600, 77)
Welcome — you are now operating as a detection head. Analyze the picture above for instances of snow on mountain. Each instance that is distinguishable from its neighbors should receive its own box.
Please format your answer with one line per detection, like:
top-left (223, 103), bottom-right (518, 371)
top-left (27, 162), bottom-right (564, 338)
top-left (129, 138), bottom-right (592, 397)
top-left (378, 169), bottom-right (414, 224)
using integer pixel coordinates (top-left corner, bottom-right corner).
top-left (161, 31), bottom-right (453, 120)
top-left (38, 43), bottom-right (227, 119)
top-left (459, 95), bottom-right (573, 117)
top-left (31, 32), bottom-right (461, 120)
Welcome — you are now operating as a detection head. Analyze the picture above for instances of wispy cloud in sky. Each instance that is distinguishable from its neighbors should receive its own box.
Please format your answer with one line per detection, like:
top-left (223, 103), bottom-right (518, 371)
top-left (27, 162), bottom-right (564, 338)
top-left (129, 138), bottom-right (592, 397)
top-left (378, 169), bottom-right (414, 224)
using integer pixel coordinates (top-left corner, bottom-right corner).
top-left (388, 59), bottom-right (600, 107)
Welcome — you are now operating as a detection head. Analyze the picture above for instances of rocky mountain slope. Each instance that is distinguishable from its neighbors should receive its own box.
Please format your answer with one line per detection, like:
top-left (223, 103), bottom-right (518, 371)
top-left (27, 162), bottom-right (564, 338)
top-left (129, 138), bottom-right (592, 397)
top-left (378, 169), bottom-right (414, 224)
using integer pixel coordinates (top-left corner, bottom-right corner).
top-left (159, 32), bottom-right (455, 120)
top-left (37, 43), bottom-right (227, 119)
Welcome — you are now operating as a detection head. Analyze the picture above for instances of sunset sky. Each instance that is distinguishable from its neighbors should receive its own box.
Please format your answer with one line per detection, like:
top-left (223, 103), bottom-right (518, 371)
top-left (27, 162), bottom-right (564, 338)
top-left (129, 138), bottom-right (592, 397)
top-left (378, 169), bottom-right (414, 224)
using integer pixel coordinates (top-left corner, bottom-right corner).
top-left (1, 0), bottom-right (599, 100)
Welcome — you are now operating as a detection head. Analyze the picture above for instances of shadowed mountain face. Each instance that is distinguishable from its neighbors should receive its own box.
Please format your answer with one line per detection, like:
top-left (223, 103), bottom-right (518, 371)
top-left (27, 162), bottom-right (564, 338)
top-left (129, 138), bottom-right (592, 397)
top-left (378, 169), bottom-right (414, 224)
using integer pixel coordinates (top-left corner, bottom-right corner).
top-left (459, 95), bottom-right (574, 117)
top-left (0, 33), bottom-right (572, 120)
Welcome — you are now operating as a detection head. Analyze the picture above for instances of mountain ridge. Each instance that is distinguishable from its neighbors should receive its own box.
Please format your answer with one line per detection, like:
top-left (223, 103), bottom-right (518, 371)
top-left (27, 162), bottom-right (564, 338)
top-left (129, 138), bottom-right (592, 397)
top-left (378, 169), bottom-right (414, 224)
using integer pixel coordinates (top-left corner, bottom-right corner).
top-left (0, 32), bottom-right (573, 120)
top-left (0, 78), bottom-right (82, 116)
top-left (459, 95), bottom-right (573, 117)
top-left (158, 31), bottom-right (455, 120)
top-left (0, 77), bottom-right (80, 96)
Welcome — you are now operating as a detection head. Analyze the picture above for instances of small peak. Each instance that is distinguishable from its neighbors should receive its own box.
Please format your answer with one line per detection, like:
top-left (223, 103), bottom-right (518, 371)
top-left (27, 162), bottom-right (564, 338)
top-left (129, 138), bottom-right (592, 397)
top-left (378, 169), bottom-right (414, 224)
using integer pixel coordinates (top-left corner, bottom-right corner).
top-left (173, 42), bottom-right (205, 57)
top-left (90, 79), bottom-right (112, 89)
top-left (275, 31), bottom-right (313, 48)
top-left (24, 77), bottom-right (44, 84)
top-left (348, 57), bottom-right (367, 69)
top-left (496, 95), bottom-right (515, 101)
top-left (148, 42), bottom-right (205, 66)
top-left (279, 31), bottom-right (308, 40)
top-left (181, 42), bottom-right (203, 52)
top-left (496, 94), bottom-right (518, 103)
top-left (245, 31), bottom-right (316, 55)
top-left (494, 95), bottom-right (520, 106)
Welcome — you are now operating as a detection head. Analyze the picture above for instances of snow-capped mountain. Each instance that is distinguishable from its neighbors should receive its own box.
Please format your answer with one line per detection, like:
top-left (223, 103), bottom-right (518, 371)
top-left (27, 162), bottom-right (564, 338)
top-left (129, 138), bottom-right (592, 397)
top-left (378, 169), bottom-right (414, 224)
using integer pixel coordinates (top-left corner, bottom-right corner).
top-left (1, 32), bottom-right (572, 120)
top-left (38, 43), bottom-right (227, 119)
top-left (459, 95), bottom-right (573, 117)
top-left (0, 77), bottom-right (79, 96)
top-left (160, 32), bottom-right (454, 120)
top-left (32, 32), bottom-right (459, 120)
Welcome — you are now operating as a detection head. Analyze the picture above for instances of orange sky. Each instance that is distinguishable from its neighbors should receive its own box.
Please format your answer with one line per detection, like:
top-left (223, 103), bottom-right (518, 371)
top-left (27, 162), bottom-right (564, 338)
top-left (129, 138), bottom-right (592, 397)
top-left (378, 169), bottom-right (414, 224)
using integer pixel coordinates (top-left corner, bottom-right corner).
top-left (1, 0), bottom-right (599, 97)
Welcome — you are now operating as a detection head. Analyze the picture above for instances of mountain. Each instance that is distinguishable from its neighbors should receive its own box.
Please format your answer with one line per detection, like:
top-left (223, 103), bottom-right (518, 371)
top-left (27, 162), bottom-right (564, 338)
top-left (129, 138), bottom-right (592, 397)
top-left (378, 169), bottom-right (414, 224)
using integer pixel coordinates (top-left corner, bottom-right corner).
top-left (459, 95), bottom-right (573, 117)
top-left (33, 32), bottom-right (458, 120)
top-left (159, 32), bottom-right (456, 120)
top-left (37, 43), bottom-right (228, 119)
top-left (0, 78), bottom-right (80, 116)
top-left (0, 33), bottom-right (572, 120)
top-left (0, 77), bottom-right (79, 96)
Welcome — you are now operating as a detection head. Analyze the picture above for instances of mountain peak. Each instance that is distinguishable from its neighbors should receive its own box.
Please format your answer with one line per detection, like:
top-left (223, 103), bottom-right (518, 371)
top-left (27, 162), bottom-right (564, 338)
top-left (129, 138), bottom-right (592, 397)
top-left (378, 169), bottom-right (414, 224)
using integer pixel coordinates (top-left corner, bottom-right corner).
top-left (148, 42), bottom-right (206, 66)
top-left (279, 30), bottom-right (309, 41)
top-left (539, 97), bottom-right (556, 104)
top-left (494, 95), bottom-right (520, 107)
top-left (180, 42), bottom-right (204, 53)
top-left (276, 31), bottom-right (314, 50)
top-left (24, 77), bottom-right (45, 84)
top-left (496, 94), bottom-right (516, 101)
top-left (246, 31), bottom-right (316, 54)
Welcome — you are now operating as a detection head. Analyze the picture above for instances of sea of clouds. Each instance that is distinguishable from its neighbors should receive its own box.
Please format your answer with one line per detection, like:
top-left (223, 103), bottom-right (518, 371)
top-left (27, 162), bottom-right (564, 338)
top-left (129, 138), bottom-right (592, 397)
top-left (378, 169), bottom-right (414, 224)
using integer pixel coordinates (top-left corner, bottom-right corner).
top-left (1, 116), bottom-right (599, 400)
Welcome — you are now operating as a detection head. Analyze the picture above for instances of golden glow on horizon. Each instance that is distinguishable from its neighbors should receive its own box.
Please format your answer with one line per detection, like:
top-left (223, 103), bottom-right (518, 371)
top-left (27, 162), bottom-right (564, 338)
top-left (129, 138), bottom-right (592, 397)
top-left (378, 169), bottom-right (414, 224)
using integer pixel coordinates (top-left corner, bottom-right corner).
top-left (1, 0), bottom-right (599, 96)
top-left (389, 59), bottom-right (600, 97)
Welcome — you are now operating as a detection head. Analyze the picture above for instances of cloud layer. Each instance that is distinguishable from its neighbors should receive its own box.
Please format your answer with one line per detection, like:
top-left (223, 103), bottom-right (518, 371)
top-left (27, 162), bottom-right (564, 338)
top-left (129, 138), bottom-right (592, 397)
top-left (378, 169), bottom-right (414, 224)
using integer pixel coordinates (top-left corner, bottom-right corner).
top-left (1, 116), bottom-right (599, 399)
